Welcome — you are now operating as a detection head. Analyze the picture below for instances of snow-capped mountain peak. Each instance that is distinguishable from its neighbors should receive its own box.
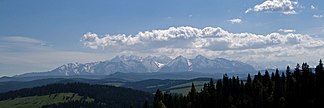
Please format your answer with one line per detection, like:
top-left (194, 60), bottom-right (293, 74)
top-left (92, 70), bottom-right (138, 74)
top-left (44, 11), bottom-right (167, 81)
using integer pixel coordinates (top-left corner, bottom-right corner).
top-left (33, 55), bottom-right (255, 76)
top-left (154, 61), bottom-right (165, 68)
top-left (158, 55), bottom-right (191, 72)
top-left (194, 55), bottom-right (208, 60)
top-left (170, 55), bottom-right (188, 64)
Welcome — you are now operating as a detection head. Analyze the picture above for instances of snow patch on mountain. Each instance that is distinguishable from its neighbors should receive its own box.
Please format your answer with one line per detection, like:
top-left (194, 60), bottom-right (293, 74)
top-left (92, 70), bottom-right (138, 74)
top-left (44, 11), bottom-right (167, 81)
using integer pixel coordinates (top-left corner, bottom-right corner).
top-left (26, 55), bottom-right (255, 76)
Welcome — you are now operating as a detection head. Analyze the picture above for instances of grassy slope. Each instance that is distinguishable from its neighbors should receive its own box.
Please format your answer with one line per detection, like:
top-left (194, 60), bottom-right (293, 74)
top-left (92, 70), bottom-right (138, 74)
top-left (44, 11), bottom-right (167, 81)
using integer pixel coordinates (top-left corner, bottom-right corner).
top-left (167, 81), bottom-right (208, 95)
top-left (169, 81), bottom-right (207, 89)
top-left (0, 93), bottom-right (93, 108)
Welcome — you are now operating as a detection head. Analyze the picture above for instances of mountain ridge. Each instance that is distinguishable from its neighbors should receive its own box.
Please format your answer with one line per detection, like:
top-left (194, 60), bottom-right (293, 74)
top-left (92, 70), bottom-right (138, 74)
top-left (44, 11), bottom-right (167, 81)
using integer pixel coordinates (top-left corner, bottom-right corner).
top-left (17, 55), bottom-right (256, 77)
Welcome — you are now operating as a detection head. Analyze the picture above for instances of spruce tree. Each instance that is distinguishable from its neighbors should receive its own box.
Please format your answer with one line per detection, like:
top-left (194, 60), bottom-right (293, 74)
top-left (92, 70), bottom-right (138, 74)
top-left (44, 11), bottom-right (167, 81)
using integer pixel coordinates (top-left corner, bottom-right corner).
top-left (154, 89), bottom-right (163, 108)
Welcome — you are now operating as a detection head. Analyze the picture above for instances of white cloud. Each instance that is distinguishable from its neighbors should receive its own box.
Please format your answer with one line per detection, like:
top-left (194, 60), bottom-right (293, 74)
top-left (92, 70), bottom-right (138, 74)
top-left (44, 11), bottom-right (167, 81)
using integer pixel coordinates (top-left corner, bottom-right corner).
top-left (246, 0), bottom-right (298, 15)
top-left (278, 29), bottom-right (296, 33)
top-left (311, 5), bottom-right (316, 9)
top-left (228, 18), bottom-right (242, 24)
top-left (313, 14), bottom-right (324, 18)
top-left (1, 36), bottom-right (47, 46)
top-left (82, 26), bottom-right (323, 51)
top-left (0, 36), bottom-right (50, 52)
top-left (81, 26), bottom-right (324, 67)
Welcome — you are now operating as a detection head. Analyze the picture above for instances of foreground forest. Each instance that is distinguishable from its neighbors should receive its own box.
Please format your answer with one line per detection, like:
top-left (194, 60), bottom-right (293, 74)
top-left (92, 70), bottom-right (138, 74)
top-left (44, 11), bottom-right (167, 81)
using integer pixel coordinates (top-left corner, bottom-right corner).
top-left (153, 60), bottom-right (324, 108)
top-left (0, 83), bottom-right (152, 108)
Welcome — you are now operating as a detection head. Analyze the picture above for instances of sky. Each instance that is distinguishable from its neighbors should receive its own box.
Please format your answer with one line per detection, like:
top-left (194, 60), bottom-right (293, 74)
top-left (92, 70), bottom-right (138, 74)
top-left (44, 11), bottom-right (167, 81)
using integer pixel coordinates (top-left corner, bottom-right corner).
top-left (0, 0), bottom-right (324, 76)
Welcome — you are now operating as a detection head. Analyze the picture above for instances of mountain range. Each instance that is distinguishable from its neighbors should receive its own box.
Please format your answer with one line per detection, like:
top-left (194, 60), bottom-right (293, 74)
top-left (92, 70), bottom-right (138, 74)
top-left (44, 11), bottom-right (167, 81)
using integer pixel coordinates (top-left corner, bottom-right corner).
top-left (17, 55), bottom-right (255, 77)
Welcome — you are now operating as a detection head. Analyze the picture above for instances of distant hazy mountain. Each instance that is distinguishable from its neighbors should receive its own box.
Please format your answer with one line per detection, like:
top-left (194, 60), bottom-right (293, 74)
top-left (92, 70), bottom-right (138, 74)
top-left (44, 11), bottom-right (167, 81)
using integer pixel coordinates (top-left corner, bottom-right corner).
top-left (158, 55), bottom-right (255, 73)
top-left (159, 55), bottom-right (191, 72)
top-left (17, 55), bottom-right (255, 77)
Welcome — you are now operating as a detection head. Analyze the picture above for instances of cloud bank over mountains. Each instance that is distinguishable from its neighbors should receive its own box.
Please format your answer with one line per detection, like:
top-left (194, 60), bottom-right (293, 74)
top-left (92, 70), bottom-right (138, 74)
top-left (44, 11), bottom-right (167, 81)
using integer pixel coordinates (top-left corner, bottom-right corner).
top-left (81, 26), bottom-right (324, 68)
top-left (82, 26), bottom-right (323, 51)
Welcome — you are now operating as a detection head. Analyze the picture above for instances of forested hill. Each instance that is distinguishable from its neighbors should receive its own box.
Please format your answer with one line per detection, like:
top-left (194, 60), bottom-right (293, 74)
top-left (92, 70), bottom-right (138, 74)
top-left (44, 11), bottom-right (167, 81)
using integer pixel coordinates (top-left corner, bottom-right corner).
top-left (153, 61), bottom-right (324, 108)
top-left (0, 83), bottom-right (153, 108)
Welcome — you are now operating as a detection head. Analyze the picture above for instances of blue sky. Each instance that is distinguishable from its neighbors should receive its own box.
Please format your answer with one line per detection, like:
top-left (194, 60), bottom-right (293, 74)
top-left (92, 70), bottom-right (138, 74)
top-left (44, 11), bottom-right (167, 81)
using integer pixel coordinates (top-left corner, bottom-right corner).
top-left (0, 0), bottom-right (324, 76)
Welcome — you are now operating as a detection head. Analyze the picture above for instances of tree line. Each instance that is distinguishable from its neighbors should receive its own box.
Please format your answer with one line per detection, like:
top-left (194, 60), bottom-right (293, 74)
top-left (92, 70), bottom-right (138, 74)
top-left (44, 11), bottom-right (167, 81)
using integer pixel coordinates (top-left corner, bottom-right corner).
top-left (153, 60), bottom-right (324, 108)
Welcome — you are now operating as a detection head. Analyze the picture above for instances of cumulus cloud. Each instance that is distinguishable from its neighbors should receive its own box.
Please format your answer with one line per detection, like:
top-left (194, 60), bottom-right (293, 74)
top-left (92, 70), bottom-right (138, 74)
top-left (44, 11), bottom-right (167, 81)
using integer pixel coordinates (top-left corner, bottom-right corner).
top-left (313, 14), bottom-right (324, 18)
top-left (246, 0), bottom-right (298, 15)
top-left (81, 26), bottom-right (324, 53)
top-left (228, 18), bottom-right (242, 24)
top-left (278, 29), bottom-right (296, 33)
top-left (81, 26), bottom-right (324, 69)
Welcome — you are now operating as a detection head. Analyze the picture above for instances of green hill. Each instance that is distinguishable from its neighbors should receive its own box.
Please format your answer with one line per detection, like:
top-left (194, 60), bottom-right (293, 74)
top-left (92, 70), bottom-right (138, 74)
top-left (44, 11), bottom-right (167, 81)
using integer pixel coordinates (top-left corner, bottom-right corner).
top-left (167, 80), bottom-right (207, 94)
top-left (0, 93), bottom-right (93, 108)
top-left (0, 83), bottom-right (153, 108)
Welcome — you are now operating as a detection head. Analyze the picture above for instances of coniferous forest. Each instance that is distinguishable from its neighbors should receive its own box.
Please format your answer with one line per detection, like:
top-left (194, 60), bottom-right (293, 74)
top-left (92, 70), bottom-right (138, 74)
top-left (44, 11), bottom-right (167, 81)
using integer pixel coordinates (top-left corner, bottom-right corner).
top-left (152, 60), bottom-right (324, 108)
